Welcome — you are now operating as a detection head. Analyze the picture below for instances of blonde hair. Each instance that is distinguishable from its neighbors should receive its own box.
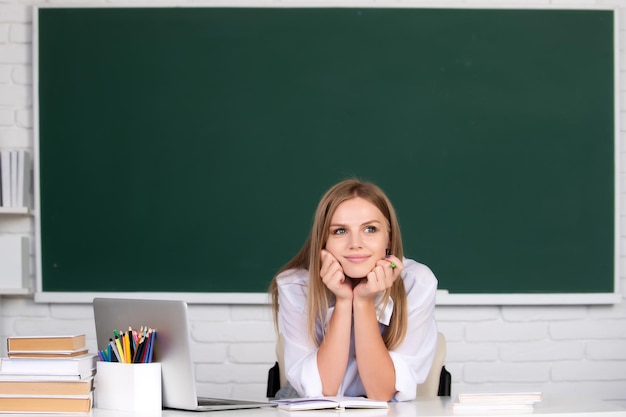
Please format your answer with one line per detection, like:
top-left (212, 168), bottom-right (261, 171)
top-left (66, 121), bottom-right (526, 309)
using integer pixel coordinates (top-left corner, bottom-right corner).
top-left (269, 179), bottom-right (408, 350)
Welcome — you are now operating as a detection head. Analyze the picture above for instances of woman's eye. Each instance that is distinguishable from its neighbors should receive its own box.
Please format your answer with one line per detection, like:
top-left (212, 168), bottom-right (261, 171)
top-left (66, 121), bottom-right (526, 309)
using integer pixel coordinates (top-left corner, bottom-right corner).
top-left (364, 226), bottom-right (377, 233)
top-left (332, 228), bottom-right (346, 235)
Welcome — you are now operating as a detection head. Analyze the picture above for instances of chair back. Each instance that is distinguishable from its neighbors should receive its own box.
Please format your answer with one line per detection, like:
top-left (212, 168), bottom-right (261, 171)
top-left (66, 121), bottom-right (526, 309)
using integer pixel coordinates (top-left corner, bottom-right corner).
top-left (276, 333), bottom-right (286, 388)
top-left (416, 332), bottom-right (447, 397)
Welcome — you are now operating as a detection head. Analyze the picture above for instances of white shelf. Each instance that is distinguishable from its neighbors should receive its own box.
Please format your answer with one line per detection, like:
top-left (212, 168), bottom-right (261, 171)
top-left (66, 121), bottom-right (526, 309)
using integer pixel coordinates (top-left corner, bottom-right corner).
top-left (0, 288), bottom-right (31, 295)
top-left (0, 207), bottom-right (31, 214)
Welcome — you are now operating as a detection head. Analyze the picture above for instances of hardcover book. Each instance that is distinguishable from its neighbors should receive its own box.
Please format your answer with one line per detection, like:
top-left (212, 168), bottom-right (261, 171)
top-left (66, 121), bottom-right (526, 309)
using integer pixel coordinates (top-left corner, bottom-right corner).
top-left (0, 353), bottom-right (97, 375)
top-left (8, 348), bottom-right (89, 358)
top-left (7, 335), bottom-right (86, 352)
top-left (456, 392), bottom-right (542, 404)
top-left (452, 392), bottom-right (542, 414)
top-left (0, 377), bottom-right (93, 396)
top-left (0, 369), bottom-right (95, 382)
top-left (0, 394), bottom-right (92, 413)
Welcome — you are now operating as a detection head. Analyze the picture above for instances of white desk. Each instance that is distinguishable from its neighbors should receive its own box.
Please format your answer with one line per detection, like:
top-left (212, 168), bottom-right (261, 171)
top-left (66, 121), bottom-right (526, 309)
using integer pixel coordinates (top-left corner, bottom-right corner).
top-left (87, 397), bottom-right (626, 417)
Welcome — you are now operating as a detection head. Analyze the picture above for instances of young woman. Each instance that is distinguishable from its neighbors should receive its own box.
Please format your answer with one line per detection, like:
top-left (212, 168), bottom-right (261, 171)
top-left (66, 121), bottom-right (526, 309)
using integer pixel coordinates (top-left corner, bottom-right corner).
top-left (269, 179), bottom-right (438, 401)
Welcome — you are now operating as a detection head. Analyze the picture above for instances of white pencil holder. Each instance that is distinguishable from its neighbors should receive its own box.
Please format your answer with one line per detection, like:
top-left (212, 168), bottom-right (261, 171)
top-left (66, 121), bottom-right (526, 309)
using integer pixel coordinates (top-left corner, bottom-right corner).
top-left (95, 361), bottom-right (162, 412)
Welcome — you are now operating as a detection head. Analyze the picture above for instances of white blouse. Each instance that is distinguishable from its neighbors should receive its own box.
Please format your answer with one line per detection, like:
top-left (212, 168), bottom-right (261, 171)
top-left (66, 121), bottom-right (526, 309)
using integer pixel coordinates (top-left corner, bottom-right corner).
top-left (276, 258), bottom-right (438, 401)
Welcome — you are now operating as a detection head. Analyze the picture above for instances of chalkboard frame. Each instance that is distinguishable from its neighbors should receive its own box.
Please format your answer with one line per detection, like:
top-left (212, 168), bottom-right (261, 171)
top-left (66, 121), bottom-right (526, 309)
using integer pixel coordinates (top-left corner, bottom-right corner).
top-left (32, 5), bottom-right (621, 304)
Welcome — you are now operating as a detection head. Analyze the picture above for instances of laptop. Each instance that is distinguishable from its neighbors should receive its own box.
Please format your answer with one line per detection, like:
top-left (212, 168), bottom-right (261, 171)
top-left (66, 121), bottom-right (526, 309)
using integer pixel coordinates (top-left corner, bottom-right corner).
top-left (93, 297), bottom-right (273, 411)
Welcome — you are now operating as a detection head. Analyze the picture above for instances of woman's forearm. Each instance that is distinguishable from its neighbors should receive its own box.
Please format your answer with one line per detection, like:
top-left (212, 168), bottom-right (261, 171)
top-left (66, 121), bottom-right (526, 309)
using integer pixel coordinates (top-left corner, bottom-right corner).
top-left (353, 298), bottom-right (396, 401)
top-left (317, 298), bottom-right (353, 395)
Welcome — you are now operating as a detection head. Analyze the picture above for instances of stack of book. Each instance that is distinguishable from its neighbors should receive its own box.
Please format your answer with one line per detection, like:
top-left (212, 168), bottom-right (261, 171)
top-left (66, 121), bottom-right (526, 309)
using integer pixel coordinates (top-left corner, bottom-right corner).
top-left (0, 334), bottom-right (96, 413)
top-left (0, 149), bottom-right (31, 209)
top-left (452, 392), bottom-right (543, 414)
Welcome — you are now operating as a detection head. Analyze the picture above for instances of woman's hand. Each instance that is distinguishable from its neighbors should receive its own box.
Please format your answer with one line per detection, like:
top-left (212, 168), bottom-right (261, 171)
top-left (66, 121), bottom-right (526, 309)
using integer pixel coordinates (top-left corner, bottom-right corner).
top-left (353, 255), bottom-right (403, 300)
top-left (320, 250), bottom-right (353, 301)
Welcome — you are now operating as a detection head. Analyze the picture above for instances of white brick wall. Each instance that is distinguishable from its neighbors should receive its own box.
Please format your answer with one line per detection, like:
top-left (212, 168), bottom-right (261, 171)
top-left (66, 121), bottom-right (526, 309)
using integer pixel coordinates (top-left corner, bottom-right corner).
top-left (1, 0), bottom-right (625, 404)
top-left (439, 300), bottom-right (626, 398)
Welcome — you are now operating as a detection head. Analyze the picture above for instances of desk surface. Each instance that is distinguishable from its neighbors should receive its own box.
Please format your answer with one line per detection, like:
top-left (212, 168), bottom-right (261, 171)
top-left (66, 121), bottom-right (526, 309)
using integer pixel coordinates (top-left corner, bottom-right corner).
top-left (87, 396), bottom-right (626, 417)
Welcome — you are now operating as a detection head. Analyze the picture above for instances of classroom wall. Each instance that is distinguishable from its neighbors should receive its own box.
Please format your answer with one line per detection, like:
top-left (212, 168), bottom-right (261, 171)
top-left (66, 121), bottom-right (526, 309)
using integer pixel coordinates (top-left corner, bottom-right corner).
top-left (1, 0), bottom-right (625, 404)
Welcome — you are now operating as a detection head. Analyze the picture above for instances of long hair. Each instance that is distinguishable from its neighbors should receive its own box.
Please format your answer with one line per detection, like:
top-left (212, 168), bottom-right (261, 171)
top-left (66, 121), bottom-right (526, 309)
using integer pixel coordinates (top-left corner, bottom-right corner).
top-left (269, 179), bottom-right (408, 350)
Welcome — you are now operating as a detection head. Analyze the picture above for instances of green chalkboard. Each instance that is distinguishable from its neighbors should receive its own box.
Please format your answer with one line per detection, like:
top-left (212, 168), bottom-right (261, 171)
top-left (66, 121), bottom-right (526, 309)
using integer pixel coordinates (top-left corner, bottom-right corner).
top-left (37, 7), bottom-right (615, 295)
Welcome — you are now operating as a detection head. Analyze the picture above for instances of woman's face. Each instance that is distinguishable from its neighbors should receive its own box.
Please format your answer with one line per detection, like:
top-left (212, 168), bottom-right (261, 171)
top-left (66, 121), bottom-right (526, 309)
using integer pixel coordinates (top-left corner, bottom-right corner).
top-left (324, 197), bottom-right (390, 279)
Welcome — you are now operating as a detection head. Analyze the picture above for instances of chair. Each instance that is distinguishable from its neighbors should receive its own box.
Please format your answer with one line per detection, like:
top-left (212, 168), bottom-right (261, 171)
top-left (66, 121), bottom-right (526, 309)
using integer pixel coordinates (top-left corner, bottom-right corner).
top-left (416, 332), bottom-right (451, 397)
top-left (266, 333), bottom-right (286, 397)
top-left (267, 332), bottom-right (451, 398)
